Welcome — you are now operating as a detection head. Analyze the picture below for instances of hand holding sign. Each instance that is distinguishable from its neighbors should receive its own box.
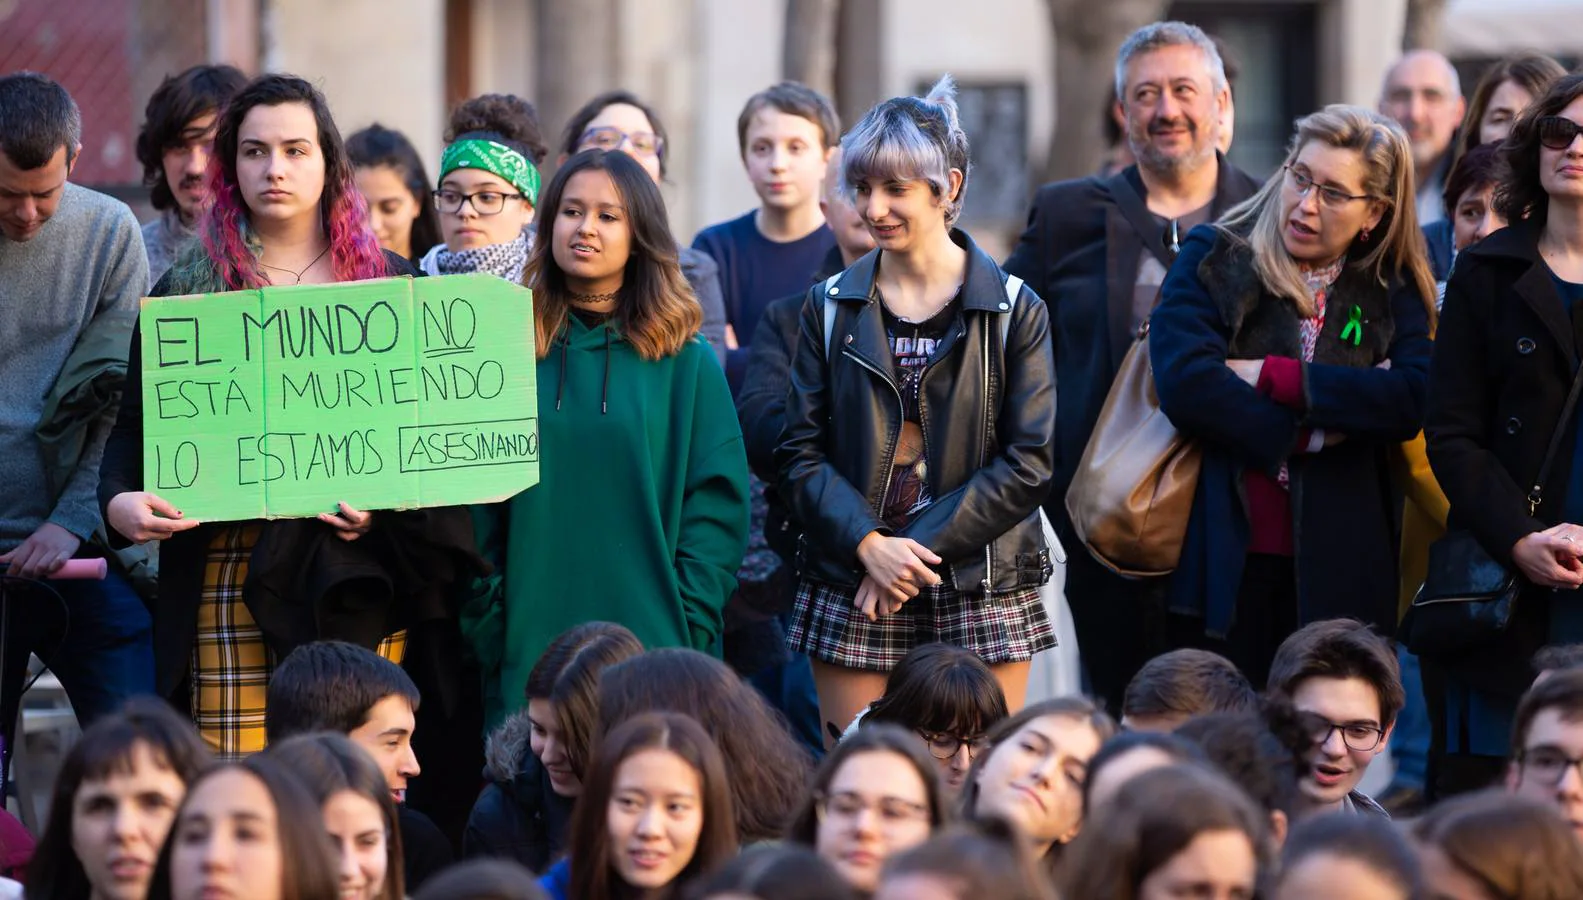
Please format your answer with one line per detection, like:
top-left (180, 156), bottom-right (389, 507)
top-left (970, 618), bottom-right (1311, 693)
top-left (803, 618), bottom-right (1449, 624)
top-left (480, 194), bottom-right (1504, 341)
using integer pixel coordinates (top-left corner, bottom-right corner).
top-left (139, 274), bottom-right (539, 522)
top-left (105, 491), bottom-right (202, 542)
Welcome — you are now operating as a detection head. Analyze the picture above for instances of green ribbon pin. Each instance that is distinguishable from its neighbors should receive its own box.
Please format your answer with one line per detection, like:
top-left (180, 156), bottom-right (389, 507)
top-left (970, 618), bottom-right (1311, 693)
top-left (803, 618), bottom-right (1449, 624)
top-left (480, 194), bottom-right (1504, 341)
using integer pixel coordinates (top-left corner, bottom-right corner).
top-left (1340, 305), bottom-right (1363, 346)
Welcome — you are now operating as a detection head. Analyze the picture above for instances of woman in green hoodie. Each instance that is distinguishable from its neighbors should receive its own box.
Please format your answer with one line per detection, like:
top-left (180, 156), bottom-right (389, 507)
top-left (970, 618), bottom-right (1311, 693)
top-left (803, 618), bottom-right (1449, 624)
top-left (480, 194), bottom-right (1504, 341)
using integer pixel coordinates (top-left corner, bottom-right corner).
top-left (466, 149), bottom-right (750, 726)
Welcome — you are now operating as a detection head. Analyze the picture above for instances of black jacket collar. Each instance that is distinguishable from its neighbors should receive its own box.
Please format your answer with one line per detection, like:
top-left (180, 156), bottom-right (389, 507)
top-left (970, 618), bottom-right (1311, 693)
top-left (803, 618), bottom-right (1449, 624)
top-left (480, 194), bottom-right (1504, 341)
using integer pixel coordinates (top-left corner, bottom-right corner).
top-left (825, 228), bottom-right (1008, 311)
top-left (1461, 217), bottom-right (1543, 265)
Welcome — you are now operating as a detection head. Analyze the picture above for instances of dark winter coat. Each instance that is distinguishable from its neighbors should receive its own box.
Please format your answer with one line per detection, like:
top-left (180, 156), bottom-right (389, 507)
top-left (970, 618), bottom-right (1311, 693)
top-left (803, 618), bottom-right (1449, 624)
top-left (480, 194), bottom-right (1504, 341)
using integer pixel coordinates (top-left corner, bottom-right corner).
top-left (463, 708), bottom-right (574, 873)
top-left (1150, 225), bottom-right (1433, 637)
top-left (1426, 218), bottom-right (1583, 700)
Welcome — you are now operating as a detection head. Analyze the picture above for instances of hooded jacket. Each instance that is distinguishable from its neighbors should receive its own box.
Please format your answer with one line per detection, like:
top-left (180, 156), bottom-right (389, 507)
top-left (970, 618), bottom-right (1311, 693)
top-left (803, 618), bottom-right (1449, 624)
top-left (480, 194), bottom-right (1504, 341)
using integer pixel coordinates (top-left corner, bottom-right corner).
top-left (464, 315), bottom-right (750, 727)
top-left (463, 708), bottom-right (574, 871)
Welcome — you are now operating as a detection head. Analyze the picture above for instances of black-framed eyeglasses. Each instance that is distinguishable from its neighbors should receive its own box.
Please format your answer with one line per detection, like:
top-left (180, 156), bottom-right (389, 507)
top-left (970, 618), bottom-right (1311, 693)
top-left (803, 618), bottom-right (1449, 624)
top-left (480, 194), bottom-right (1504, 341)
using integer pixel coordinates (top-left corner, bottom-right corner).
top-left (812, 790), bottom-right (930, 826)
top-left (431, 188), bottom-right (527, 216)
top-left (1519, 746), bottom-right (1583, 786)
top-left (1283, 165), bottom-right (1375, 208)
top-left (917, 729), bottom-right (989, 761)
top-left (1538, 116), bottom-right (1583, 151)
top-left (579, 126), bottom-right (664, 157)
top-left (1301, 713), bottom-right (1386, 752)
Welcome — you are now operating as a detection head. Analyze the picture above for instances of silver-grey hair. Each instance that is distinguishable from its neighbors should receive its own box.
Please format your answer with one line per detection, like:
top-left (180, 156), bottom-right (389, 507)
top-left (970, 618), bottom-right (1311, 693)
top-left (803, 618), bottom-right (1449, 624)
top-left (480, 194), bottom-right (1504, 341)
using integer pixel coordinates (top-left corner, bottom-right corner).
top-left (1114, 21), bottom-right (1228, 100)
top-left (841, 74), bottom-right (971, 226)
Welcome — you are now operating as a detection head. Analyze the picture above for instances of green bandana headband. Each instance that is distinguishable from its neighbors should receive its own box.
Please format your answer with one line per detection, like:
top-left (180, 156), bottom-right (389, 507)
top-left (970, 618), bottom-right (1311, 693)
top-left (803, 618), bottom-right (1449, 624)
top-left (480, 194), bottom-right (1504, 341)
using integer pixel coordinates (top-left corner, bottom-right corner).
top-left (440, 139), bottom-right (541, 205)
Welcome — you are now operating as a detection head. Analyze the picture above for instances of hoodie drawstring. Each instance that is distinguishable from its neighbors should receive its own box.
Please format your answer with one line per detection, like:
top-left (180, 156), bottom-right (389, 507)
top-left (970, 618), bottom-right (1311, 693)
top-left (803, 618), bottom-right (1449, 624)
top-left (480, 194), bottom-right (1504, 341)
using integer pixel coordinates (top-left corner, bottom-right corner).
top-left (555, 330), bottom-right (569, 411)
top-left (554, 321), bottom-right (613, 415)
top-left (602, 326), bottom-right (611, 415)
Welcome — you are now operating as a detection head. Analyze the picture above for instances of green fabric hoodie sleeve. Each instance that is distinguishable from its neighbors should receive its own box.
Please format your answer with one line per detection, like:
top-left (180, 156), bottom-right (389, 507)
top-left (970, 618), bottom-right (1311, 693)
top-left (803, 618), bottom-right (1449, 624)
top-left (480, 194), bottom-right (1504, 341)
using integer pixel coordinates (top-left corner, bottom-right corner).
top-left (461, 502), bottom-right (508, 678)
top-left (675, 347), bottom-right (751, 650)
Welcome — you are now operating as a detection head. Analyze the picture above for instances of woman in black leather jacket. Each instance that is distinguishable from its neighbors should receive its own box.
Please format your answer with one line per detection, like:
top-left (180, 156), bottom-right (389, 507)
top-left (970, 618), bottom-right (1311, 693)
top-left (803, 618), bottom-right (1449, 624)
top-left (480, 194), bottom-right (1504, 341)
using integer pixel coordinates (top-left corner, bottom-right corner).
top-left (776, 76), bottom-right (1058, 742)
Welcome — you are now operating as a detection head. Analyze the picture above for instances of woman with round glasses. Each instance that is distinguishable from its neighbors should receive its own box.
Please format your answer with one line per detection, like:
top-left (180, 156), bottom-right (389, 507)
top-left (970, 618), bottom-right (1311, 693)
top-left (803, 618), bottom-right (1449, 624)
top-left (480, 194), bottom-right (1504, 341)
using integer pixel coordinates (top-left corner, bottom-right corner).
top-left (859, 643), bottom-right (1009, 796)
top-left (1148, 105), bottom-right (1435, 685)
top-left (556, 90), bottom-right (728, 365)
top-left (419, 94), bottom-right (546, 282)
top-left (1427, 74), bottom-right (1583, 793)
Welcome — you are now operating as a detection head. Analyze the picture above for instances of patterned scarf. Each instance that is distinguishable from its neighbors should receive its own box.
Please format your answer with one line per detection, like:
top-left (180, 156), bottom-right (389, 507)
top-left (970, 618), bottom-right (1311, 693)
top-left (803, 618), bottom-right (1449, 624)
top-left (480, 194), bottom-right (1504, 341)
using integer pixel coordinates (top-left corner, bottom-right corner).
top-left (434, 230), bottom-right (532, 283)
top-left (1279, 256), bottom-right (1346, 489)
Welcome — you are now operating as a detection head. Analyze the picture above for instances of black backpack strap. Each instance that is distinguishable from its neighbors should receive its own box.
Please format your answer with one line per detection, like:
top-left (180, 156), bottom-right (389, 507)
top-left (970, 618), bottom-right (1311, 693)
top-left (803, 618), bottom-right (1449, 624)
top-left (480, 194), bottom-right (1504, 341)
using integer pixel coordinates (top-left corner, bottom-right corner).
top-left (1104, 170), bottom-right (1174, 269)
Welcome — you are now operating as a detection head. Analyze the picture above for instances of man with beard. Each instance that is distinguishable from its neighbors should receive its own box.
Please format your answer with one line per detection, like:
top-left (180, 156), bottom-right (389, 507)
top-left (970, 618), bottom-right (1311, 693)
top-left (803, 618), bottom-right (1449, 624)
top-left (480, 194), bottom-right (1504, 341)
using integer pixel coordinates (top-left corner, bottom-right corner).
top-left (1379, 50), bottom-right (1465, 226)
top-left (1004, 21), bottom-right (1260, 712)
top-left (134, 64), bottom-right (246, 285)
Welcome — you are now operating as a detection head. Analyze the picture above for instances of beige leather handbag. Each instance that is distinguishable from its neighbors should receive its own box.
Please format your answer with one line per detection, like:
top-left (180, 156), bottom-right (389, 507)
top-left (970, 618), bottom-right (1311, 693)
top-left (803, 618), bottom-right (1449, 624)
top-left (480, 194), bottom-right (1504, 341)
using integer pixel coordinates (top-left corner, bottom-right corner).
top-left (1064, 322), bottom-right (1201, 578)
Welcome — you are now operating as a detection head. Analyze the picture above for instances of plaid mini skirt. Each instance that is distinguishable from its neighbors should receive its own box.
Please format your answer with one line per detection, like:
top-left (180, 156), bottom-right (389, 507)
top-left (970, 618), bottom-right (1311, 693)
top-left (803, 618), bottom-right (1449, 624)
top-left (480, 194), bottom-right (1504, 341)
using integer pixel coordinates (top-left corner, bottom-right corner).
top-left (192, 524), bottom-right (406, 757)
top-left (787, 576), bottom-right (1056, 671)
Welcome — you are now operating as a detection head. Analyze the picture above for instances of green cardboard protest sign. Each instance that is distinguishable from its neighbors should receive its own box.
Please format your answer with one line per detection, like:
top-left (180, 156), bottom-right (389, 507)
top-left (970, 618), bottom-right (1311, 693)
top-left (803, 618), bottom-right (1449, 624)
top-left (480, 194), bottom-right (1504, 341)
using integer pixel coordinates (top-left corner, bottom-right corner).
top-left (139, 274), bottom-right (538, 522)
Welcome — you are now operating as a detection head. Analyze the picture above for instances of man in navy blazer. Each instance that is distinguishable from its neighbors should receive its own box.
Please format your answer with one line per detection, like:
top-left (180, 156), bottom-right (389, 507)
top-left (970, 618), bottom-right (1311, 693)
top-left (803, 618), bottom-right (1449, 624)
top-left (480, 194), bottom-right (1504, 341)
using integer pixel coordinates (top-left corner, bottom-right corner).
top-left (1003, 21), bottom-right (1261, 711)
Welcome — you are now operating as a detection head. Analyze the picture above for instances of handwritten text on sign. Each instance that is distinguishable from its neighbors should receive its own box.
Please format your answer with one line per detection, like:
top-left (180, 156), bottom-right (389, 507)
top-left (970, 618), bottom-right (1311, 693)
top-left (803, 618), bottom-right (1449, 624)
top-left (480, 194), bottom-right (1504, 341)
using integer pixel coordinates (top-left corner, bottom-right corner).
top-left (140, 273), bottom-right (538, 522)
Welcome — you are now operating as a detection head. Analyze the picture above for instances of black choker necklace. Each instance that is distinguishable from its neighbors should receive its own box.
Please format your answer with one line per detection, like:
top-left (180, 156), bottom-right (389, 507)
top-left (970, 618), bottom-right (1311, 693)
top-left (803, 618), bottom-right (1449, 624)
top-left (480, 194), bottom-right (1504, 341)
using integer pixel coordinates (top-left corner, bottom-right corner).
top-left (570, 290), bottom-right (619, 306)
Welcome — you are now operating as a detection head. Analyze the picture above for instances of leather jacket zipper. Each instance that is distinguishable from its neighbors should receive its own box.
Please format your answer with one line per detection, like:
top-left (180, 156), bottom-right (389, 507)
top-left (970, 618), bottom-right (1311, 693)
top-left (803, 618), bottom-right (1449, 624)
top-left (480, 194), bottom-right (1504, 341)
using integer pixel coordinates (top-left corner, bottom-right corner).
top-left (980, 319), bottom-right (994, 593)
top-left (842, 346), bottom-right (905, 520)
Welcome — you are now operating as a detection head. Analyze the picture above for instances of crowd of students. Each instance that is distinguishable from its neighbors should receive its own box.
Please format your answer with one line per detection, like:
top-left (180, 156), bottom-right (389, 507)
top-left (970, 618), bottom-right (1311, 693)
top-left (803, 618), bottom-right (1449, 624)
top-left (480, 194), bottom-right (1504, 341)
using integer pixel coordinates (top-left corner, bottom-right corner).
top-left (13, 10), bottom-right (1583, 899)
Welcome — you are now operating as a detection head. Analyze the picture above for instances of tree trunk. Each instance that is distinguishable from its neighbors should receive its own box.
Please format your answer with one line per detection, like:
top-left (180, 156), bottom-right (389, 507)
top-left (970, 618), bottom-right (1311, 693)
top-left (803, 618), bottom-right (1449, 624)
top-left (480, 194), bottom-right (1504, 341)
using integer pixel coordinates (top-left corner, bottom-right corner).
top-left (1043, 0), bottom-right (1169, 182)
top-left (783, 0), bottom-right (840, 97)
top-left (1402, 0), bottom-right (1448, 51)
top-left (535, 0), bottom-right (618, 177)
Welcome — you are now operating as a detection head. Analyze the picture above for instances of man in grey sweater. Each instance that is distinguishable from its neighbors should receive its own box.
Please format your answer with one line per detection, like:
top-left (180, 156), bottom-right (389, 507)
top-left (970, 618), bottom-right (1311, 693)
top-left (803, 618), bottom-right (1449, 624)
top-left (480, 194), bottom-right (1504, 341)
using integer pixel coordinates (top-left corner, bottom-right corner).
top-left (0, 73), bottom-right (154, 736)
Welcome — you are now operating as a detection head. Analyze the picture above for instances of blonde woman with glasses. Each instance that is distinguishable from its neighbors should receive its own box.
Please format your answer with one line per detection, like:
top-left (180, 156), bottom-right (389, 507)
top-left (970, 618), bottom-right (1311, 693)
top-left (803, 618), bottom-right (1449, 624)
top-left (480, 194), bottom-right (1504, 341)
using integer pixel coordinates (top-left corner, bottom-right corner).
top-left (1148, 105), bottom-right (1436, 686)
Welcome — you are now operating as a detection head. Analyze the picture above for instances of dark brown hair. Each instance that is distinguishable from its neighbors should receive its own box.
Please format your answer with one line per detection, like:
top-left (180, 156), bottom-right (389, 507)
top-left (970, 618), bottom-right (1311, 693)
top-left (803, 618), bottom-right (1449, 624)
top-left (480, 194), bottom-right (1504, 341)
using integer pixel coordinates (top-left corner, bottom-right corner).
top-left (568, 712), bottom-right (738, 900)
top-left (1265, 618), bottom-right (1404, 729)
top-left (446, 93), bottom-right (549, 166)
top-left (547, 626), bottom-right (645, 779)
top-left (598, 649), bottom-right (812, 844)
top-left (1279, 811), bottom-right (1419, 896)
top-left (1081, 731), bottom-right (1206, 814)
top-left (959, 696), bottom-right (1118, 822)
top-left (785, 724), bottom-right (949, 845)
top-left (136, 64), bottom-right (247, 212)
top-left (528, 621), bottom-right (643, 700)
top-left (882, 818), bottom-right (1058, 900)
top-left (1459, 53), bottom-right (1568, 161)
top-left (1496, 73), bottom-right (1583, 227)
top-left (149, 756), bottom-right (341, 900)
top-left (347, 123), bottom-right (444, 258)
top-left (1173, 698), bottom-right (1305, 819)
top-left (559, 91), bottom-right (672, 178)
top-left (27, 698), bottom-right (211, 900)
top-left (1058, 764), bottom-right (1269, 899)
top-left (266, 640), bottom-right (420, 743)
top-left (264, 733), bottom-right (404, 900)
top-left (1122, 649), bottom-right (1257, 723)
top-left (1443, 141), bottom-right (1504, 219)
top-left (525, 149), bottom-right (701, 361)
top-left (686, 844), bottom-right (856, 900)
top-left (1535, 643), bottom-right (1583, 677)
top-left (1512, 668), bottom-right (1583, 756)
top-left (1412, 789), bottom-right (1583, 898)
top-left (736, 81), bottom-right (840, 154)
top-left (864, 643), bottom-right (1009, 738)
top-left (412, 859), bottom-right (549, 900)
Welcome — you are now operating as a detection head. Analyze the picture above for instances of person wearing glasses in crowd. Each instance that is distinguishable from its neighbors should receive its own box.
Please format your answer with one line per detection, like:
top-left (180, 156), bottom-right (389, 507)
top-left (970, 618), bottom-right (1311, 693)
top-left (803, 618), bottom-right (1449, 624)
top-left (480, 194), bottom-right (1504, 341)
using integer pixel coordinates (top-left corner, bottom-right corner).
top-left (857, 643), bottom-right (1009, 796)
top-left (1427, 75), bottom-right (1583, 796)
top-left (1148, 106), bottom-right (1435, 687)
top-left (557, 90), bottom-right (727, 365)
top-left (420, 94), bottom-right (546, 282)
top-left (1504, 666), bottom-right (1583, 840)
top-left (1264, 620), bottom-right (1403, 819)
top-left (786, 725), bottom-right (948, 896)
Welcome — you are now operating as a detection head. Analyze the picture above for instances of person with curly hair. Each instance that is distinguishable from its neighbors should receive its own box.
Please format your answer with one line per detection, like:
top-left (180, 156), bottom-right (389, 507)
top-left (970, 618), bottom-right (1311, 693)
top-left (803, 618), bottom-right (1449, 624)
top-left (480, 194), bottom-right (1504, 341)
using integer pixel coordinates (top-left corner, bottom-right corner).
top-left (419, 93), bottom-right (547, 283)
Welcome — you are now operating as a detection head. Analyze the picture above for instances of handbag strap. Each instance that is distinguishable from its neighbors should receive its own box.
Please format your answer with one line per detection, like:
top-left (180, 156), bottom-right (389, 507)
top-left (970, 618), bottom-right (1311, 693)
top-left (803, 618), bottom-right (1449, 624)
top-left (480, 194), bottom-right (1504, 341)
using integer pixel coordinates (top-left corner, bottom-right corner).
top-left (1530, 360), bottom-right (1583, 513)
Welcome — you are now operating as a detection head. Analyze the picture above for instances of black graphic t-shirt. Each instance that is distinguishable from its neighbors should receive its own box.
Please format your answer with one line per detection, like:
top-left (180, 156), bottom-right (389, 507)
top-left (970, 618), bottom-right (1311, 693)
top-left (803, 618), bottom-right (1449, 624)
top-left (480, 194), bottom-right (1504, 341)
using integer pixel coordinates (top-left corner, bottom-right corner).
top-left (878, 294), bottom-right (958, 529)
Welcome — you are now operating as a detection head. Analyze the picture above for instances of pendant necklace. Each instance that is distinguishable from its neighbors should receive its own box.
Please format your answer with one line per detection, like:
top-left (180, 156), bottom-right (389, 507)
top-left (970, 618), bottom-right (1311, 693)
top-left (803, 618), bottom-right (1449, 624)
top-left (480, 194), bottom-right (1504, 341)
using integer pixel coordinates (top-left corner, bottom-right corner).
top-left (260, 245), bottom-right (332, 285)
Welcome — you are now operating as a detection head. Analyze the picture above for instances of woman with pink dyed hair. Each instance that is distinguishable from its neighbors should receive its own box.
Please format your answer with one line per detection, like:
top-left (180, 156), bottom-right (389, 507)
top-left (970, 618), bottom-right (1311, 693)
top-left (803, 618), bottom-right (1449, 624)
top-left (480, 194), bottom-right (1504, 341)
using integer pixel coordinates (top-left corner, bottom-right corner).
top-left (98, 74), bottom-right (483, 756)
